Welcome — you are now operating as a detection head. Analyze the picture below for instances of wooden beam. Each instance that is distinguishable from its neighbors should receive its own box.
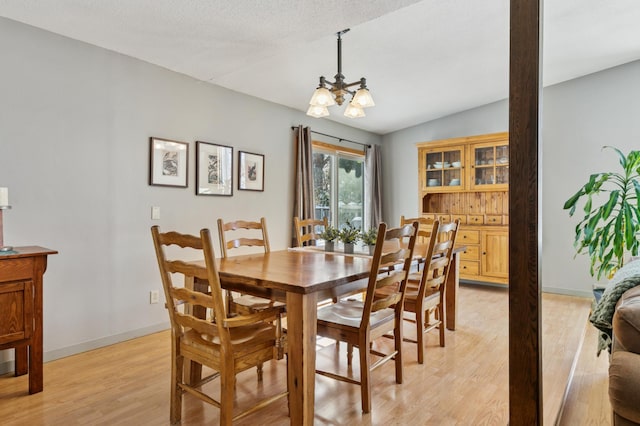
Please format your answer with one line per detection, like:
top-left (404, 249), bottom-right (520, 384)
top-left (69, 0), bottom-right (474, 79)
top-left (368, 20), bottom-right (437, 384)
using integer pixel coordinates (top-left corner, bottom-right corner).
top-left (509, 0), bottom-right (543, 424)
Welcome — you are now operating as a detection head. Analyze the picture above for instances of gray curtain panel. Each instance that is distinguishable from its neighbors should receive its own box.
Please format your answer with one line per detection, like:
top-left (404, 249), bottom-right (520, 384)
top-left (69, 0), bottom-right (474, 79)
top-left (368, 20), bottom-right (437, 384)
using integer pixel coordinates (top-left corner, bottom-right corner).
top-left (365, 144), bottom-right (382, 230)
top-left (292, 125), bottom-right (314, 246)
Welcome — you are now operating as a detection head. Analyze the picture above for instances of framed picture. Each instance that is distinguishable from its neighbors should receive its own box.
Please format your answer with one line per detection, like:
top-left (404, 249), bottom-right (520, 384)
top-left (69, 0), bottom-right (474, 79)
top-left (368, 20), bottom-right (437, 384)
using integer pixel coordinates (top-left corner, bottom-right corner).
top-left (196, 141), bottom-right (233, 196)
top-left (238, 151), bottom-right (264, 191)
top-left (149, 137), bottom-right (189, 187)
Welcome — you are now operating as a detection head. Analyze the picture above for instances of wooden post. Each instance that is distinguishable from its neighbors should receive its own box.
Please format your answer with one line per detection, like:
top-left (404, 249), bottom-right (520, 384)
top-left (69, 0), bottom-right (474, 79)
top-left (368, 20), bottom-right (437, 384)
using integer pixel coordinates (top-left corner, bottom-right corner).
top-left (509, 0), bottom-right (543, 424)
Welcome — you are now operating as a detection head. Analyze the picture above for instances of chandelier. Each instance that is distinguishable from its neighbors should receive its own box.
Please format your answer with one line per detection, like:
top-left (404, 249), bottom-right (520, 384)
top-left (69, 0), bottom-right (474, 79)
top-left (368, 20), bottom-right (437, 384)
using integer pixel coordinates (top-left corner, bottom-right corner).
top-left (307, 29), bottom-right (375, 119)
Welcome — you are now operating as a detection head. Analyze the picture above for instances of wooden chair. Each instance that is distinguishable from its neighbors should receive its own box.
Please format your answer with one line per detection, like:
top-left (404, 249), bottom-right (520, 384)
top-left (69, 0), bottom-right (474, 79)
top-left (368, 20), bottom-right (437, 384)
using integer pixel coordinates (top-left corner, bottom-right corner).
top-left (400, 215), bottom-right (434, 245)
top-left (293, 216), bottom-right (328, 247)
top-left (400, 219), bottom-right (459, 364)
top-left (315, 221), bottom-right (418, 413)
top-left (217, 217), bottom-right (286, 379)
top-left (151, 226), bottom-right (288, 426)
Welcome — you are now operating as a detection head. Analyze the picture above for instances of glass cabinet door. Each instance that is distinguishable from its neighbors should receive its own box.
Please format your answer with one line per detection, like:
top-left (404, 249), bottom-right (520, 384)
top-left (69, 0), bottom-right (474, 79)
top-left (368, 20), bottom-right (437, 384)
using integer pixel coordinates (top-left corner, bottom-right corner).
top-left (470, 143), bottom-right (508, 189)
top-left (424, 147), bottom-right (463, 190)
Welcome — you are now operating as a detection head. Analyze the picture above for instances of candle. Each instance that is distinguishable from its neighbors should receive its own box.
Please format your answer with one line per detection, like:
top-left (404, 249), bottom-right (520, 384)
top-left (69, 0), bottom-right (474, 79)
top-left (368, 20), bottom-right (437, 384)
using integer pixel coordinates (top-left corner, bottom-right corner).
top-left (0, 187), bottom-right (8, 206)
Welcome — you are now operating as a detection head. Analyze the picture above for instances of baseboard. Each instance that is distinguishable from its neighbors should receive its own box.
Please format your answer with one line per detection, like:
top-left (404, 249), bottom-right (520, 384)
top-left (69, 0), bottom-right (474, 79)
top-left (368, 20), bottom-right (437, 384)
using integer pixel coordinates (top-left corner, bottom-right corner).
top-left (0, 322), bottom-right (169, 376)
top-left (461, 281), bottom-right (593, 299)
top-left (541, 286), bottom-right (594, 299)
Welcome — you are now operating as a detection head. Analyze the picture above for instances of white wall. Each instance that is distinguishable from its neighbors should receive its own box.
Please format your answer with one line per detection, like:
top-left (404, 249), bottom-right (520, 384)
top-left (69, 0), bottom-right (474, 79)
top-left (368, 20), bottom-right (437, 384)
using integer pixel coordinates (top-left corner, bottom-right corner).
top-left (0, 18), bottom-right (381, 370)
top-left (382, 60), bottom-right (640, 297)
top-left (542, 60), bottom-right (640, 295)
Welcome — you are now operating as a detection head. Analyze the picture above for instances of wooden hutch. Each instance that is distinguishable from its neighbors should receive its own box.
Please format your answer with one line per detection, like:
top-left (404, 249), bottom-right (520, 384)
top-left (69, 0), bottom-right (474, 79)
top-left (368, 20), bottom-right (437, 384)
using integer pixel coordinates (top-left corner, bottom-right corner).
top-left (417, 132), bottom-right (509, 285)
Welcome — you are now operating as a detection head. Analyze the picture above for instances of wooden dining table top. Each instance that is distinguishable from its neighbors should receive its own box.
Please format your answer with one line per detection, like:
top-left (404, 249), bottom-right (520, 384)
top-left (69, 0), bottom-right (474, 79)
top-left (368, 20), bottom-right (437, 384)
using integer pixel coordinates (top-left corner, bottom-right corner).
top-left (214, 249), bottom-right (373, 294)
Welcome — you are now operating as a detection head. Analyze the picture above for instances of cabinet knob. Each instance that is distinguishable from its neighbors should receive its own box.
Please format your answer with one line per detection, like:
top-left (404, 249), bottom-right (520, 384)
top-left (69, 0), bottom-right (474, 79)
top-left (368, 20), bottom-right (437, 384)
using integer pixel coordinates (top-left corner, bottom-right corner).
top-left (482, 251), bottom-right (487, 255)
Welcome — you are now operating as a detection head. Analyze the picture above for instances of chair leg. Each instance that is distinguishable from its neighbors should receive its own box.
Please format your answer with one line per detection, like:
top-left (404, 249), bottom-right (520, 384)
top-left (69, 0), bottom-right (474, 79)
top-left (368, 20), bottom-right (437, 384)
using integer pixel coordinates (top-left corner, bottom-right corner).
top-left (170, 354), bottom-right (183, 425)
top-left (438, 305), bottom-right (445, 347)
top-left (257, 362), bottom-right (264, 381)
top-left (359, 337), bottom-right (371, 413)
top-left (416, 308), bottom-right (425, 364)
top-left (394, 311), bottom-right (403, 384)
top-left (347, 343), bottom-right (353, 366)
top-left (220, 367), bottom-right (235, 426)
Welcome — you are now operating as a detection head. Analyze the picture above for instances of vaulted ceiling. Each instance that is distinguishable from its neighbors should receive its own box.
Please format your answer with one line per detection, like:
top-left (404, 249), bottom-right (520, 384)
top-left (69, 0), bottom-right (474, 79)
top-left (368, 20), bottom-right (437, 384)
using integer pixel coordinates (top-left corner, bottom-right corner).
top-left (2, 0), bottom-right (640, 134)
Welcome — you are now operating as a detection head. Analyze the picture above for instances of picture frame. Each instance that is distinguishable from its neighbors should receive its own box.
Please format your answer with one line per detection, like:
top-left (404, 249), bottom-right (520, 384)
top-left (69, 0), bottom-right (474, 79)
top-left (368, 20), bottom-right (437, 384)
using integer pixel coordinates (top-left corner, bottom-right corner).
top-left (196, 141), bottom-right (233, 196)
top-left (149, 137), bottom-right (189, 187)
top-left (238, 151), bottom-right (264, 191)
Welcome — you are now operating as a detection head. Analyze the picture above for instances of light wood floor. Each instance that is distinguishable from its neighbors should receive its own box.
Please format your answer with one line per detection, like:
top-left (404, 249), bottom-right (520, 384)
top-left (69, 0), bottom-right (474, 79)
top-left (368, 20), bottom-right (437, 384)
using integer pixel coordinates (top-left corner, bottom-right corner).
top-left (0, 284), bottom-right (608, 425)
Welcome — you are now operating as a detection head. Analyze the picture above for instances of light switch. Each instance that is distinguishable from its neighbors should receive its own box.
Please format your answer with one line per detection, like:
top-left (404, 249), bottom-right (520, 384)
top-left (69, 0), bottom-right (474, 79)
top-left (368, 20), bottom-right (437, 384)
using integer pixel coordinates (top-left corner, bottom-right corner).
top-left (151, 206), bottom-right (161, 220)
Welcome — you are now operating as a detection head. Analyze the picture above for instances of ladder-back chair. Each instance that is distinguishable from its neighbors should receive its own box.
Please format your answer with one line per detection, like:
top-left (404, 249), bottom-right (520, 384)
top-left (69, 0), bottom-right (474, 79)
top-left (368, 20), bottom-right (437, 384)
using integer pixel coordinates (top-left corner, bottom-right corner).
top-left (315, 221), bottom-right (418, 413)
top-left (151, 226), bottom-right (288, 425)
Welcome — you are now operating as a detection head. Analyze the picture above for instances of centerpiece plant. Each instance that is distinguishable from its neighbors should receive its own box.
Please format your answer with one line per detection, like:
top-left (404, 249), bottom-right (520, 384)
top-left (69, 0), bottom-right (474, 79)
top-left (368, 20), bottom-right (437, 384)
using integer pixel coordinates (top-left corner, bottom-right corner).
top-left (339, 221), bottom-right (360, 254)
top-left (319, 225), bottom-right (339, 252)
top-left (360, 227), bottom-right (378, 255)
top-left (563, 146), bottom-right (640, 279)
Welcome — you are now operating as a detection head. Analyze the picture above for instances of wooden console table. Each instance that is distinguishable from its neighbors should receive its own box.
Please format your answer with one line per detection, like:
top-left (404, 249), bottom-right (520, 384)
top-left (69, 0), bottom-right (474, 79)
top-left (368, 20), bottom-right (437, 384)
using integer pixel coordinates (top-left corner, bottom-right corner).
top-left (0, 246), bottom-right (57, 394)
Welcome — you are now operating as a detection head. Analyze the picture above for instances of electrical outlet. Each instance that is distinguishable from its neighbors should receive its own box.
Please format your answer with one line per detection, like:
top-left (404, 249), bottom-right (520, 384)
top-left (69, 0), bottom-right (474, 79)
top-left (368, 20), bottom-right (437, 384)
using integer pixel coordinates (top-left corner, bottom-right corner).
top-left (150, 290), bottom-right (160, 304)
top-left (151, 206), bottom-right (161, 220)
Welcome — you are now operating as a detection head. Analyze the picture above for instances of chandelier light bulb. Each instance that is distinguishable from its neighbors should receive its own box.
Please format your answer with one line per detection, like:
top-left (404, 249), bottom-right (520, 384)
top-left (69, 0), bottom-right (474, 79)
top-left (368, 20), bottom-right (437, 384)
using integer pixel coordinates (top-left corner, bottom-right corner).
top-left (309, 87), bottom-right (336, 107)
top-left (352, 88), bottom-right (375, 108)
top-left (306, 105), bottom-right (330, 118)
top-left (344, 103), bottom-right (365, 118)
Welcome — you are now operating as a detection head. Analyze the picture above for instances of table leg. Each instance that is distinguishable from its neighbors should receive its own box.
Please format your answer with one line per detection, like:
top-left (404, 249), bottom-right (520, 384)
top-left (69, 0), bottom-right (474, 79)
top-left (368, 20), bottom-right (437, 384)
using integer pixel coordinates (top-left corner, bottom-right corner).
top-left (286, 291), bottom-right (318, 426)
top-left (29, 257), bottom-right (45, 394)
top-left (445, 251), bottom-right (460, 331)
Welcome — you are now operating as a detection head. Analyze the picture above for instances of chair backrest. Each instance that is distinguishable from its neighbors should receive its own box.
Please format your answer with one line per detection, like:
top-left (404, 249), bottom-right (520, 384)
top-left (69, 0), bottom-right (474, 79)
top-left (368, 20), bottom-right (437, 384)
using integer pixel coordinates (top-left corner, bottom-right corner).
top-left (417, 219), bottom-right (460, 300)
top-left (361, 221), bottom-right (419, 329)
top-left (400, 215), bottom-right (434, 245)
top-left (151, 226), bottom-right (231, 346)
top-left (293, 216), bottom-right (328, 247)
top-left (217, 217), bottom-right (270, 258)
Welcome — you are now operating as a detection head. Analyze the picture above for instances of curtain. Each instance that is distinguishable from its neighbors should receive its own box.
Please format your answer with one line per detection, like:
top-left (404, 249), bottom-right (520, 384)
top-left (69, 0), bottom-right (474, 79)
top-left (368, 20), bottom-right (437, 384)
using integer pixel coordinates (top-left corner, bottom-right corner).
top-left (365, 144), bottom-right (383, 230)
top-left (292, 125), bottom-right (314, 246)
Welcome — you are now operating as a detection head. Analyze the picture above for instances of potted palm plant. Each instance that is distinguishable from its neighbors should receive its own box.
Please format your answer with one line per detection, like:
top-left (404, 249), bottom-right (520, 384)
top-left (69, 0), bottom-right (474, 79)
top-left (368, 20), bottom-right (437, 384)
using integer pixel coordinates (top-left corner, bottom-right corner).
top-left (563, 146), bottom-right (640, 279)
top-left (339, 221), bottom-right (360, 254)
top-left (319, 225), bottom-right (339, 252)
top-left (360, 227), bottom-right (378, 255)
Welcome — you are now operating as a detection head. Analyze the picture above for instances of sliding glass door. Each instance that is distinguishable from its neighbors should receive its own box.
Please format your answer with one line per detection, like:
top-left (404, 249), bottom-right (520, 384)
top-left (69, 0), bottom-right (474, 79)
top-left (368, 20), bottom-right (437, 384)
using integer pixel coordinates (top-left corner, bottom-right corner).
top-left (312, 147), bottom-right (364, 230)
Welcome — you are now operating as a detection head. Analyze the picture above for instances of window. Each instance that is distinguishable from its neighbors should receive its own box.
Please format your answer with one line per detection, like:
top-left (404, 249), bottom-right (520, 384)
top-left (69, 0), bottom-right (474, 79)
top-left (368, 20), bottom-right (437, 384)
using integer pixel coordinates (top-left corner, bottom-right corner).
top-left (312, 142), bottom-right (365, 230)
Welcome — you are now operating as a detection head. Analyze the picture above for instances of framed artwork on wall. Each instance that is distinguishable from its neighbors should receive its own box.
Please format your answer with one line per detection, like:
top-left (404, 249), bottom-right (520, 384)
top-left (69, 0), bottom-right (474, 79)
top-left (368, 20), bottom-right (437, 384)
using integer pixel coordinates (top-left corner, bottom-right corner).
top-left (196, 141), bottom-right (233, 196)
top-left (238, 151), bottom-right (264, 191)
top-left (149, 137), bottom-right (189, 187)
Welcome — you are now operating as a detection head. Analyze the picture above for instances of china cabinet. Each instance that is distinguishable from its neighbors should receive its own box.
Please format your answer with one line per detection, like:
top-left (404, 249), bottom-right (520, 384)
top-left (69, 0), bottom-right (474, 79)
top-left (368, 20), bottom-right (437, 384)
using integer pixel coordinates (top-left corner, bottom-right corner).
top-left (417, 132), bottom-right (509, 285)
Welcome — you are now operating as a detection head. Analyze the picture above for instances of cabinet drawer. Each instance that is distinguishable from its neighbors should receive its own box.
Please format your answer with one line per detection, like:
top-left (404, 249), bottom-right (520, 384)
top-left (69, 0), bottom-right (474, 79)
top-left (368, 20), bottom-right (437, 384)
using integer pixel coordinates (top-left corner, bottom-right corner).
top-left (485, 215), bottom-right (502, 225)
top-left (438, 214), bottom-right (451, 223)
top-left (0, 258), bottom-right (33, 282)
top-left (467, 215), bottom-right (483, 225)
top-left (422, 213), bottom-right (437, 221)
top-left (452, 214), bottom-right (467, 225)
top-left (460, 261), bottom-right (479, 276)
top-left (0, 280), bottom-right (33, 345)
top-left (460, 245), bottom-right (480, 261)
top-left (503, 215), bottom-right (509, 225)
top-left (457, 229), bottom-right (480, 245)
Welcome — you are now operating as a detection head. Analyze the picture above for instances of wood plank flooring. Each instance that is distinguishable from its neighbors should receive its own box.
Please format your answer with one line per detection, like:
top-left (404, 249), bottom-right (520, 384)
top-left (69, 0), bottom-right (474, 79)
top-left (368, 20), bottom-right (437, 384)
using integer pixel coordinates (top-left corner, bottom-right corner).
top-left (0, 284), bottom-right (606, 425)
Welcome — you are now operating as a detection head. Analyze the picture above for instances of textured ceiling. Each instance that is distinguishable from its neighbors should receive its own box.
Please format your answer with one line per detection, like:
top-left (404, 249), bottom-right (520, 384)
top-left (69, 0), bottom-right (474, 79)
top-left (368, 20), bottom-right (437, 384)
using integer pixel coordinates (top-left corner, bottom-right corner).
top-left (1, 0), bottom-right (640, 135)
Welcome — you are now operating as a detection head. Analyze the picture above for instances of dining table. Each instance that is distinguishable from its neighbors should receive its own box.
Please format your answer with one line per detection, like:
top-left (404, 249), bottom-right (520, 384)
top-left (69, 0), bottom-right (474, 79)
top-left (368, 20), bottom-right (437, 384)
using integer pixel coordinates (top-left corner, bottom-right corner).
top-left (186, 243), bottom-right (465, 425)
top-left (215, 249), bottom-right (371, 425)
